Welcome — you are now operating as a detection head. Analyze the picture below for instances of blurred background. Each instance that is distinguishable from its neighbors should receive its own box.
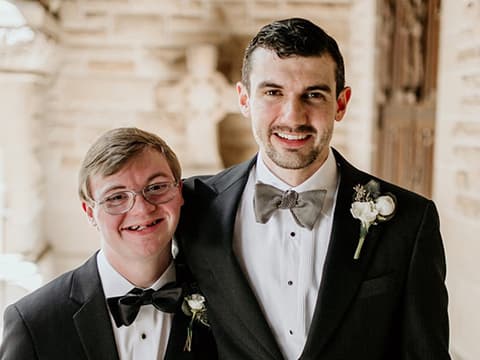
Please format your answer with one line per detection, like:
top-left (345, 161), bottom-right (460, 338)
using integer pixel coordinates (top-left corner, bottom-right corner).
top-left (0, 0), bottom-right (479, 358)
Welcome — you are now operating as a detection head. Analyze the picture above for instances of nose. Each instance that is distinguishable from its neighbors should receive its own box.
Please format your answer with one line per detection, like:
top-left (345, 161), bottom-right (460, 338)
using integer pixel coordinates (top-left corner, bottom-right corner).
top-left (130, 192), bottom-right (157, 214)
top-left (281, 97), bottom-right (307, 126)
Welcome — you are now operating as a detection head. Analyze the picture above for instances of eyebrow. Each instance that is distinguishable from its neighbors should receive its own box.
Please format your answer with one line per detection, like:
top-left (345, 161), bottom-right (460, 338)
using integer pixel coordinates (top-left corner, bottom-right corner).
top-left (257, 81), bottom-right (332, 93)
top-left (97, 171), bottom-right (174, 197)
top-left (258, 81), bottom-right (282, 89)
top-left (305, 84), bottom-right (332, 93)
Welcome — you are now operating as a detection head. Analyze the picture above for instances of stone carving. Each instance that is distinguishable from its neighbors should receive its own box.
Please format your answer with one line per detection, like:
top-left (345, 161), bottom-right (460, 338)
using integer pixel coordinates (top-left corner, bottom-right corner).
top-left (378, 0), bottom-right (428, 103)
top-left (158, 44), bottom-right (238, 173)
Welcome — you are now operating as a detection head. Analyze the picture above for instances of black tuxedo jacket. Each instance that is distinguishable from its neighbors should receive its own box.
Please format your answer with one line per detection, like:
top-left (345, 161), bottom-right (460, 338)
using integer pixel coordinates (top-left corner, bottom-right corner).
top-left (0, 254), bottom-right (217, 360)
top-left (176, 149), bottom-right (450, 360)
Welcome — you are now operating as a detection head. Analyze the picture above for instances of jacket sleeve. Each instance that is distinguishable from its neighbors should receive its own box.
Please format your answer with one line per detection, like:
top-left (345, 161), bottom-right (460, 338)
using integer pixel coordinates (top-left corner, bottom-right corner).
top-left (0, 304), bottom-right (38, 360)
top-left (402, 201), bottom-right (451, 359)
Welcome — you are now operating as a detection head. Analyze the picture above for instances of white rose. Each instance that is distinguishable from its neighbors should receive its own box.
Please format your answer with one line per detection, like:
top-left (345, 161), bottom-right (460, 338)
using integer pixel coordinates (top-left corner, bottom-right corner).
top-left (350, 201), bottom-right (378, 225)
top-left (375, 195), bottom-right (395, 217)
top-left (186, 294), bottom-right (205, 311)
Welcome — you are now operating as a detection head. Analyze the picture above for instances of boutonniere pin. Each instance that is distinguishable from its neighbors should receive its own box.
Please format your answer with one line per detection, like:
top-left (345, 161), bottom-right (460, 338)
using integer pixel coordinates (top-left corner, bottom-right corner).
top-left (182, 293), bottom-right (209, 352)
top-left (350, 180), bottom-right (396, 260)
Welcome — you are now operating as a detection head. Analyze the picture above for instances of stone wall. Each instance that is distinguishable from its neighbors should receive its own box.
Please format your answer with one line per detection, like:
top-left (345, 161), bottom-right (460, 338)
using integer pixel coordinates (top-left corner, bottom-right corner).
top-left (434, 0), bottom-right (480, 358)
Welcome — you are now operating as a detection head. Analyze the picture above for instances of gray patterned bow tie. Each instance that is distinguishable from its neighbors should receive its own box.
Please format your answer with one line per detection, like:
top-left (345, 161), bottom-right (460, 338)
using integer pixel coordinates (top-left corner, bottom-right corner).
top-left (254, 183), bottom-right (327, 230)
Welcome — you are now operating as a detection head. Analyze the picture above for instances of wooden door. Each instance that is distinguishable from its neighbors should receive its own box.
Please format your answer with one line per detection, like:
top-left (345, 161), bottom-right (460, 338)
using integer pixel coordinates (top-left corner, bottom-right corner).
top-left (375, 0), bottom-right (440, 198)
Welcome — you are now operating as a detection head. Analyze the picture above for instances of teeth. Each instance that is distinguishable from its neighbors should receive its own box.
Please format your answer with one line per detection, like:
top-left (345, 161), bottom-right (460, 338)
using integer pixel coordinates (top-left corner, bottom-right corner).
top-left (127, 225), bottom-right (143, 231)
top-left (126, 219), bottom-right (161, 231)
top-left (277, 133), bottom-right (308, 140)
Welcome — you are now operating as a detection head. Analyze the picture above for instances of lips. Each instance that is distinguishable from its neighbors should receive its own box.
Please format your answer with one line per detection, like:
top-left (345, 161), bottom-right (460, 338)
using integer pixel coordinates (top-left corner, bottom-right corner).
top-left (275, 132), bottom-right (310, 141)
top-left (122, 218), bottom-right (162, 232)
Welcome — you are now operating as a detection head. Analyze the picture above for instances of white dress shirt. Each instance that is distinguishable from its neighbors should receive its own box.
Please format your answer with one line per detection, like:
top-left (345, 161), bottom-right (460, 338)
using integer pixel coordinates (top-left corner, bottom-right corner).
top-left (233, 149), bottom-right (339, 360)
top-left (97, 251), bottom-right (176, 360)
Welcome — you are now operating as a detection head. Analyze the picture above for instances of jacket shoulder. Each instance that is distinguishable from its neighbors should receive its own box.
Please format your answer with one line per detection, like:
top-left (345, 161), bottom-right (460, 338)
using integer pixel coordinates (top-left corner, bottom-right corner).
top-left (8, 255), bottom-right (97, 323)
top-left (182, 156), bottom-right (256, 193)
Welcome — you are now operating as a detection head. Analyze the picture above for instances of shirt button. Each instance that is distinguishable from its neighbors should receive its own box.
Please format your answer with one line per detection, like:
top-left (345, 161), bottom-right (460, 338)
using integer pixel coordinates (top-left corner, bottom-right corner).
top-left (289, 330), bottom-right (293, 335)
top-left (290, 232), bottom-right (296, 237)
top-left (288, 280), bottom-right (293, 286)
top-left (141, 333), bottom-right (147, 340)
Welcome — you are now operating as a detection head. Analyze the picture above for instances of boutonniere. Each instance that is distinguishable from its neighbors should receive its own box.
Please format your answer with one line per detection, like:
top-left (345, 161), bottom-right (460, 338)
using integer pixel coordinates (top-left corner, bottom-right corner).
top-left (182, 293), bottom-right (210, 352)
top-left (350, 180), bottom-right (396, 260)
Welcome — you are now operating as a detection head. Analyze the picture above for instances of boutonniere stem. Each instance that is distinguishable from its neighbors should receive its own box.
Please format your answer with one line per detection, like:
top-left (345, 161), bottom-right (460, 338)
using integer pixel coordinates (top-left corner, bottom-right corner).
top-left (182, 294), bottom-right (209, 352)
top-left (351, 180), bottom-right (396, 260)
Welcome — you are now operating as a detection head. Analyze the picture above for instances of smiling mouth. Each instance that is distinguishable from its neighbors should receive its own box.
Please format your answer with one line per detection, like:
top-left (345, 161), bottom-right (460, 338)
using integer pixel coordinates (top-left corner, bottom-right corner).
top-left (123, 218), bottom-right (162, 231)
top-left (275, 132), bottom-right (311, 141)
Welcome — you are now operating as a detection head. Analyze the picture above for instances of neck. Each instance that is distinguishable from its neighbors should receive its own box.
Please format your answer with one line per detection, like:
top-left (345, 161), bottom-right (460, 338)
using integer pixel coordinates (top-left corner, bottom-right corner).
top-left (106, 251), bottom-right (172, 288)
top-left (262, 151), bottom-right (329, 187)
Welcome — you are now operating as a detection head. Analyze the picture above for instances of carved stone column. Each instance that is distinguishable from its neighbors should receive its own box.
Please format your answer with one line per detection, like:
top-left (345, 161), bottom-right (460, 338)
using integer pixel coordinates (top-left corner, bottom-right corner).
top-left (0, 1), bottom-right (58, 292)
top-left (158, 44), bottom-right (238, 174)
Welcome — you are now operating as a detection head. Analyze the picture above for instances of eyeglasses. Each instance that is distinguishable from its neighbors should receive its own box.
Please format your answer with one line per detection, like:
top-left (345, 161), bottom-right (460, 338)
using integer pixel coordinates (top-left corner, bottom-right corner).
top-left (94, 181), bottom-right (180, 215)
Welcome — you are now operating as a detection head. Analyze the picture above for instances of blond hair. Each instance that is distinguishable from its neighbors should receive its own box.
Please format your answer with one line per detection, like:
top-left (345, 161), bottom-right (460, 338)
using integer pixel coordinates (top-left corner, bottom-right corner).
top-left (78, 127), bottom-right (181, 202)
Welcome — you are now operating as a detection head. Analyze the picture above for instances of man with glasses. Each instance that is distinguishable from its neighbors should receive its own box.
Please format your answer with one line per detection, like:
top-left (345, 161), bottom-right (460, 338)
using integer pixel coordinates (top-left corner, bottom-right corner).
top-left (0, 127), bottom-right (217, 360)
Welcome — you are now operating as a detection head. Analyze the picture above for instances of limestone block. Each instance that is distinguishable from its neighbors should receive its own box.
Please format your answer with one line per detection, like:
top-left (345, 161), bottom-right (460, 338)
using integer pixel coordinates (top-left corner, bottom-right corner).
top-left (114, 13), bottom-right (166, 38)
top-left (50, 76), bottom-right (157, 111)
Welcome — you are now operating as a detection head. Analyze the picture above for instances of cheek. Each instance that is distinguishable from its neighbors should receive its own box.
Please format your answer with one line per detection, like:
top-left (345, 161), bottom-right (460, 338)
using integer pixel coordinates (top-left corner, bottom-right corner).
top-left (312, 106), bottom-right (336, 123)
top-left (96, 212), bottom-right (123, 234)
top-left (251, 104), bottom-right (277, 130)
top-left (163, 198), bottom-right (183, 224)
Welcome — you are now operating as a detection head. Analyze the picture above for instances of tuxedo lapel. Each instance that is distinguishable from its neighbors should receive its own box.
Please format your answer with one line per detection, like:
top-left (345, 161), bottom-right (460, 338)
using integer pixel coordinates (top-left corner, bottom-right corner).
top-left (164, 262), bottom-right (204, 359)
top-left (301, 150), bottom-right (385, 358)
top-left (191, 158), bottom-right (284, 360)
top-left (164, 312), bottom-right (191, 360)
top-left (70, 255), bottom-right (120, 360)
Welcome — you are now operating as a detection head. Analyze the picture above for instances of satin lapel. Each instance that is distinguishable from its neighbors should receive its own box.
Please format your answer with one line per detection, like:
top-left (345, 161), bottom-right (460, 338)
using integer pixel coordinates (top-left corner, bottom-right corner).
top-left (163, 263), bottom-right (200, 359)
top-left (71, 255), bottom-right (120, 360)
top-left (164, 312), bottom-right (191, 360)
top-left (194, 158), bottom-right (284, 360)
top-left (301, 151), bottom-right (385, 358)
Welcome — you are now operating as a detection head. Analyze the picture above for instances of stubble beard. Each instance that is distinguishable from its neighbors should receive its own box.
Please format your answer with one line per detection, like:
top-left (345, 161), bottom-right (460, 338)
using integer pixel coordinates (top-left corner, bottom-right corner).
top-left (262, 127), bottom-right (332, 170)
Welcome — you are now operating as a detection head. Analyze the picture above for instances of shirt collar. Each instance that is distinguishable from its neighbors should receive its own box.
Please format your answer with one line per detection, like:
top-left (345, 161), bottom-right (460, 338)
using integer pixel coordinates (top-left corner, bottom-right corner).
top-left (97, 250), bottom-right (176, 298)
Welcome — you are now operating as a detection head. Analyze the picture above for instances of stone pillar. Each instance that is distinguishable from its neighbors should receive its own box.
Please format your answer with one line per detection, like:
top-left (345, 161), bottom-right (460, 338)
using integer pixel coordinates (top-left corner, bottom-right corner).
top-left (434, 1), bottom-right (480, 359)
top-left (158, 44), bottom-right (238, 175)
top-left (0, 1), bottom-right (58, 296)
top-left (0, 74), bottom-right (46, 257)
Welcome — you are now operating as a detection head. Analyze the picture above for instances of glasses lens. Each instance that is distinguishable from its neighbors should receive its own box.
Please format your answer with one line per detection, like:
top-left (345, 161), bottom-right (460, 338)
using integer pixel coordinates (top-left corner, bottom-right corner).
top-left (101, 191), bottom-right (133, 214)
top-left (144, 182), bottom-right (177, 205)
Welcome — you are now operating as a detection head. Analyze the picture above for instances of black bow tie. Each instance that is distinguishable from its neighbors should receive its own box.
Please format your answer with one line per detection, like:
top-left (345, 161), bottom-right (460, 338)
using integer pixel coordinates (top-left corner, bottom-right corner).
top-left (254, 183), bottom-right (327, 230)
top-left (107, 282), bottom-right (183, 327)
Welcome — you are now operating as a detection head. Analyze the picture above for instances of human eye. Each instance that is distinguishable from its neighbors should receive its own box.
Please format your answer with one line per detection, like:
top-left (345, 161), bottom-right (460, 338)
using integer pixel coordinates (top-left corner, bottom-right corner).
top-left (145, 182), bottom-right (170, 195)
top-left (303, 91), bottom-right (326, 101)
top-left (264, 89), bottom-right (282, 96)
top-left (103, 192), bottom-right (129, 206)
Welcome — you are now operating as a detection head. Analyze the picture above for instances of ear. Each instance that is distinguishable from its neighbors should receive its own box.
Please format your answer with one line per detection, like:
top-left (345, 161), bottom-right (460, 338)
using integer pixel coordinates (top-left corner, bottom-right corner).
top-left (335, 86), bottom-right (352, 122)
top-left (178, 180), bottom-right (185, 206)
top-left (82, 201), bottom-right (96, 225)
top-left (236, 81), bottom-right (250, 117)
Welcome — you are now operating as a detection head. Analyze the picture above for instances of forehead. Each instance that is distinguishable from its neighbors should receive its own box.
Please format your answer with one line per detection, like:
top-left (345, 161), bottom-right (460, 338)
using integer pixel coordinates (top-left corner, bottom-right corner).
top-left (248, 48), bottom-right (336, 89)
top-left (89, 148), bottom-right (173, 195)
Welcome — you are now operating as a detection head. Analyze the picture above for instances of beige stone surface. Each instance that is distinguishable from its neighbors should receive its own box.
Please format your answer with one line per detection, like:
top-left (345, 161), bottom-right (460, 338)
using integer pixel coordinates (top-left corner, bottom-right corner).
top-left (434, 0), bottom-right (480, 358)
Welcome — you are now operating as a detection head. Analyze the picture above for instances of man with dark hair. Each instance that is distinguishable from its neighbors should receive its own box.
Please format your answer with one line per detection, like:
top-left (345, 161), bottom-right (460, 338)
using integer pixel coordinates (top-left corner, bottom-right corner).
top-left (177, 18), bottom-right (450, 359)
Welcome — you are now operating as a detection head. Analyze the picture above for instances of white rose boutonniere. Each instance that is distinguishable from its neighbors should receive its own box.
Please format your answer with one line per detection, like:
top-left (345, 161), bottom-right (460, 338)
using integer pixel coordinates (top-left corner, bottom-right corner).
top-left (182, 293), bottom-right (209, 352)
top-left (351, 180), bottom-right (396, 260)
